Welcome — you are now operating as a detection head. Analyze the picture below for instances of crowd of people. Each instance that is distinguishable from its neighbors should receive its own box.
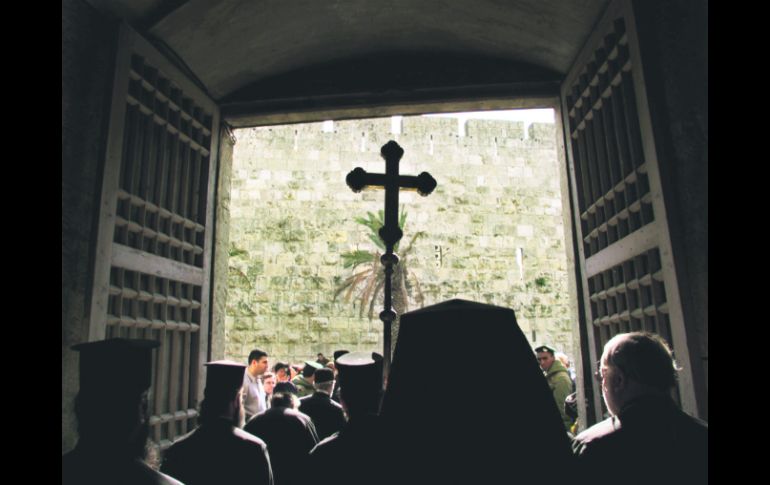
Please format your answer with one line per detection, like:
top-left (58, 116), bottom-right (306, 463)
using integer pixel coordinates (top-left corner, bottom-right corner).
top-left (63, 301), bottom-right (708, 485)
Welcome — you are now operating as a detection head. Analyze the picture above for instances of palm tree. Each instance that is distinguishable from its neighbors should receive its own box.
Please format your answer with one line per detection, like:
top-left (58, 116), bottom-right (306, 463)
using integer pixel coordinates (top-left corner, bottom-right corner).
top-left (335, 208), bottom-right (425, 349)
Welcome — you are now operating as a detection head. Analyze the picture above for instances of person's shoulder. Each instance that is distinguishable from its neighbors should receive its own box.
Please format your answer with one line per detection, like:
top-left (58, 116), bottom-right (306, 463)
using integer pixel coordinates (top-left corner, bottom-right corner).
top-left (678, 408), bottom-right (708, 429)
top-left (310, 431), bottom-right (341, 456)
top-left (548, 360), bottom-right (570, 377)
top-left (674, 408), bottom-right (708, 441)
top-left (299, 393), bottom-right (315, 405)
top-left (243, 414), bottom-right (270, 433)
top-left (573, 416), bottom-right (621, 448)
top-left (129, 459), bottom-right (185, 485)
top-left (233, 425), bottom-right (269, 449)
top-left (163, 427), bottom-right (197, 455)
top-left (288, 407), bottom-right (316, 425)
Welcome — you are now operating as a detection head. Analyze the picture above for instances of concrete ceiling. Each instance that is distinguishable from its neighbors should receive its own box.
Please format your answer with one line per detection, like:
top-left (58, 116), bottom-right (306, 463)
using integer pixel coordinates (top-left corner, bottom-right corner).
top-left (87, 0), bottom-right (610, 102)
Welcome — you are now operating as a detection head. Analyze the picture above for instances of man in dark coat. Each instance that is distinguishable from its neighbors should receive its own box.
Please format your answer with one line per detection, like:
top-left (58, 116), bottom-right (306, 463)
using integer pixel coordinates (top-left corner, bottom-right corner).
top-left (161, 360), bottom-right (273, 485)
top-left (572, 332), bottom-right (708, 485)
top-left (308, 351), bottom-right (387, 485)
top-left (62, 338), bottom-right (183, 485)
top-left (244, 387), bottom-right (319, 485)
top-left (380, 299), bottom-right (574, 484)
top-left (299, 367), bottom-right (346, 440)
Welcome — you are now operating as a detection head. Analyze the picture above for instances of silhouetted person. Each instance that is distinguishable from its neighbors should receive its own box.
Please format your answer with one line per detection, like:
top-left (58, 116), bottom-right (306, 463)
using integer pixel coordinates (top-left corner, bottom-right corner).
top-left (381, 299), bottom-right (574, 484)
top-left (299, 367), bottom-right (346, 440)
top-left (62, 339), bottom-right (183, 485)
top-left (161, 361), bottom-right (273, 485)
top-left (572, 332), bottom-right (708, 485)
top-left (308, 351), bottom-right (386, 485)
top-left (330, 350), bottom-right (349, 403)
top-left (244, 387), bottom-right (318, 485)
top-left (243, 349), bottom-right (270, 420)
top-left (536, 344), bottom-right (574, 431)
top-left (292, 360), bottom-right (322, 397)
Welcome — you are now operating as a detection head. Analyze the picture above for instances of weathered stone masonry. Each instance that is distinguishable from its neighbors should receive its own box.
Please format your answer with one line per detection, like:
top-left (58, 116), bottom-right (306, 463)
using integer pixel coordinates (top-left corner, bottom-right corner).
top-left (223, 116), bottom-right (576, 365)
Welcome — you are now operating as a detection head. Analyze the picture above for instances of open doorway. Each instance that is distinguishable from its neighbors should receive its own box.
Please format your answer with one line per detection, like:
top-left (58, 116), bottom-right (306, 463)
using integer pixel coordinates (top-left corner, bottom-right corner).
top-left (219, 109), bottom-right (580, 375)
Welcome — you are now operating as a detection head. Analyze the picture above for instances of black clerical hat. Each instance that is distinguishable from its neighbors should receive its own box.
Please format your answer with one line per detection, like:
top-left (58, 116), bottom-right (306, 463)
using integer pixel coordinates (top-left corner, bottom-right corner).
top-left (204, 360), bottom-right (246, 397)
top-left (535, 344), bottom-right (557, 354)
top-left (333, 349), bottom-right (350, 361)
top-left (274, 381), bottom-right (298, 395)
top-left (72, 338), bottom-right (158, 394)
top-left (336, 351), bottom-right (383, 390)
top-left (313, 367), bottom-right (334, 384)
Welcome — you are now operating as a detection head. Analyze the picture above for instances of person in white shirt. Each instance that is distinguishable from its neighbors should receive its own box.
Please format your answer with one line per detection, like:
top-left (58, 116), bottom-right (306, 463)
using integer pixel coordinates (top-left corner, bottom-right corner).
top-left (242, 349), bottom-right (269, 421)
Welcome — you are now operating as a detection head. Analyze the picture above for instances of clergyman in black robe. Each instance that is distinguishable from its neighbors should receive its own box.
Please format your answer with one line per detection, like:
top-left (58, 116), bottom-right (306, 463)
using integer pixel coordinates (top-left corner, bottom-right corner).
top-left (161, 360), bottom-right (273, 485)
top-left (298, 367), bottom-right (346, 440)
top-left (244, 389), bottom-right (319, 485)
top-left (380, 299), bottom-right (575, 484)
top-left (308, 351), bottom-right (387, 485)
top-left (62, 338), bottom-right (183, 485)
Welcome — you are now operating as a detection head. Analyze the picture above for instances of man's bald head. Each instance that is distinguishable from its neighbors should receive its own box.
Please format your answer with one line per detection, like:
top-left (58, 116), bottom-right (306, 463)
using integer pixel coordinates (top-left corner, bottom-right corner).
top-left (600, 332), bottom-right (679, 415)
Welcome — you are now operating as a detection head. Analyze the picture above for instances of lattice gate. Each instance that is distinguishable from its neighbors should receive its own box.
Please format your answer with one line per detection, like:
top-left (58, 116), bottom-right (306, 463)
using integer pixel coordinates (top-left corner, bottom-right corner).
top-left (88, 24), bottom-right (220, 452)
top-left (560, 0), bottom-right (698, 423)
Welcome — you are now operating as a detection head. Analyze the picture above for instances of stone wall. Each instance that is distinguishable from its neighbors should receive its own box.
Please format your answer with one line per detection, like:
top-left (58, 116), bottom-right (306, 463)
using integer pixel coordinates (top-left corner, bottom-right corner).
top-left (224, 116), bottom-right (576, 366)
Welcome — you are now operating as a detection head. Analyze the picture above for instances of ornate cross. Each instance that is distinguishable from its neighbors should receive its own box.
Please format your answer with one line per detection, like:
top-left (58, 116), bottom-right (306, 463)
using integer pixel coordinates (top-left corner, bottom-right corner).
top-left (346, 140), bottom-right (437, 382)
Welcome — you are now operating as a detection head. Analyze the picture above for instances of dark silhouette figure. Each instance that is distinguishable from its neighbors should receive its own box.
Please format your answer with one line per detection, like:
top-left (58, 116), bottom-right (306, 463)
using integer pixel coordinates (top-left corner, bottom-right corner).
top-left (380, 299), bottom-right (574, 484)
top-left (299, 367), bottom-right (346, 440)
top-left (161, 361), bottom-right (273, 485)
top-left (330, 349), bottom-right (349, 403)
top-left (308, 351), bottom-right (387, 485)
top-left (244, 391), bottom-right (319, 485)
top-left (62, 338), bottom-right (183, 485)
top-left (572, 332), bottom-right (708, 485)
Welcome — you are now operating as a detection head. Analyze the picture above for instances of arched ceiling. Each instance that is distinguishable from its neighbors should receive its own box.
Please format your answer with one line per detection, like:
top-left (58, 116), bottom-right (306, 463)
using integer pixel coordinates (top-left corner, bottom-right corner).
top-left (86, 0), bottom-right (610, 102)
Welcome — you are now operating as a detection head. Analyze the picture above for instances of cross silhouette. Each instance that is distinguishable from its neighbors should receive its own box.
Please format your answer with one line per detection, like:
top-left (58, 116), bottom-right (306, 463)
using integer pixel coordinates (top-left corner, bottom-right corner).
top-left (346, 140), bottom-right (437, 381)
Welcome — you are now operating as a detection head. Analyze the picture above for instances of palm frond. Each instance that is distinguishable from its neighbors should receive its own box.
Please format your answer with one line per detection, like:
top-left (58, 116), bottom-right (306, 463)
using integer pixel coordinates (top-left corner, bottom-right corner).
top-left (341, 249), bottom-right (378, 269)
top-left (399, 230), bottom-right (425, 258)
top-left (337, 206), bottom-right (425, 318)
top-left (405, 267), bottom-right (425, 306)
top-left (333, 269), bottom-right (375, 301)
top-left (359, 261), bottom-right (384, 317)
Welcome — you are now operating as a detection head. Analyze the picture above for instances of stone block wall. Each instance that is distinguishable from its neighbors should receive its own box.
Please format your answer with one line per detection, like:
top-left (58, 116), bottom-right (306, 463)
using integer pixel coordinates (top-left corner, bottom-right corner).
top-left (223, 115), bottom-right (576, 366)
